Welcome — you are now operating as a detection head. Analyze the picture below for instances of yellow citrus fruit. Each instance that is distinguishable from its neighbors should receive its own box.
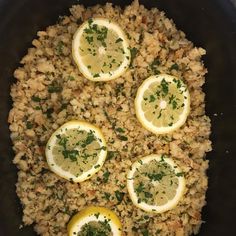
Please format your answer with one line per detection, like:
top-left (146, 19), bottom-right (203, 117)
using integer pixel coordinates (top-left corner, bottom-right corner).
top-left (67, 206), bottom-right (122, 236)
top-left (72, 18), bottom-right (130, 81)
top-left (45, 121), bottom-right (107, 182)
top-left (135, 74), bottom-right (190, 134)
top-left (127, 154), bottom-right (185, 213)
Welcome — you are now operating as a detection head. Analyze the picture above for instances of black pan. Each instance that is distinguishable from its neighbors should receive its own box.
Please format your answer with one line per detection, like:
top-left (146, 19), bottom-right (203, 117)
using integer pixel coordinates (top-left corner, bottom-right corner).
top-left (0, 0), bottom-right (236, 235)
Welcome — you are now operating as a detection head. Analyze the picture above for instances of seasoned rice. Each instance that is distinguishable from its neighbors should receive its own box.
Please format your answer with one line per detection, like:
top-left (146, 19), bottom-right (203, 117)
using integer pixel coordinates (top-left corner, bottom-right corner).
top-left (8, 1), bottom-right (212, 235)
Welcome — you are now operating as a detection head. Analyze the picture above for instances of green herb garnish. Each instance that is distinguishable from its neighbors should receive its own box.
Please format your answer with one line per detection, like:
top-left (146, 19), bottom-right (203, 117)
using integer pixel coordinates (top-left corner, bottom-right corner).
top-left (141, 229), bottom-right (149, 236)
top-left (62, 149), bottom-right (79, 162)
top-left (135, 182), bottom-right (145, 194)
top-left (31, 95), bottom-right (41, 102)
top-left (115, 127), bottom-right (125, 133)
top-left (45, 108), bottom-right (54, 118)
top-left (103, 170), bottom-right (110, 183)
top-left (115, 191), bottom-right (125, 203)
top-left (170, 63), bottom-right (179, 71)
top-left (26, 121), bottom-right (33, 129)
top-left (103, 192), bottom-right (111, 200)
top-left (117, 135), bottom-right (128, 141)
top-left (160, 78), bottom-right (169, 96)
top-left (56, 41), bottom-right (64, 55)
top-left (150, 58), bottom-right (160, 74)
top-left (115, 38), bottom-right (123, 43)
top-left (130, 47), bottom-right (138, 66)
top-left (176, 172), bottom-right (184, 177)
top-left (68, 76), bottom-right (75, 81)
top-left (48, 82), bottom-right (63, 93)
top-left (81, 130), bottom-right (96, 148)
top-left (107, 151), bottom-right (119, 160)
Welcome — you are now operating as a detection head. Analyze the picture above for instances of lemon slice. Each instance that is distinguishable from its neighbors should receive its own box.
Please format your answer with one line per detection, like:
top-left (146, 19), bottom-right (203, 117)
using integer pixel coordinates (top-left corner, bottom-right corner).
top-left (72, 18), bottom-right (131, 81)
top-left (45, 121), bottom-right (107, 182)
top-left (68, 206), bottom-right (122, 236)
top-left (127, 154), bottom-right (185, 213)
top-left (135, 74), bottom-right (190, 134)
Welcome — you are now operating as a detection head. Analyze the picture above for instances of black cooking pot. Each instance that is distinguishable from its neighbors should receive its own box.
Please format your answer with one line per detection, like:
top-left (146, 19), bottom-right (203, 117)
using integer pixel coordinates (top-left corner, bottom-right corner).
top-left (0, 0), bottom-right (236, 235)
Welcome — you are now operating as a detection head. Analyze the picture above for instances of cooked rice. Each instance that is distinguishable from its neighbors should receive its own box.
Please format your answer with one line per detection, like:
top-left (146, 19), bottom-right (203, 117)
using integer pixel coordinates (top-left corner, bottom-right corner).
top-left (8, 1), bottom-right (212, 235)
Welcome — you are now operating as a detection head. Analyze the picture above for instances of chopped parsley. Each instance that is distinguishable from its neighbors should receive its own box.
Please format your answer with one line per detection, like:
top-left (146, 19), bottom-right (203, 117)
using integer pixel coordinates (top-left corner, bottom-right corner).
top-left (130, 47), bottom-right (138, 66)
top-left (170, 63), bottom-right (179, 71)
top-left (104, 109), bottom-right (127, 141)
top-left (115, 38), bottom-right (123, 43)
top-left (68, 76), bottom-right (75, 81)
top-left (103, 170), bottom-right (110, 183)
top-left (76, 17), bottom-right (82, 25)
top-left (172, 100), bottom-right (178, 109)
top-left (81, 130), bottom-right (96, 148)
top-left (97, 146), bottom-right (107, 151)
top-left (103, 192), bottom-right (111, 200)
top-left (115, 190), bottom-right (125, 203)
top-left (85, 35), bottom-right (94, 44)
top-left (115, 83), bottom-right (125, 97)
top-left (115, 127), bottom-right (125, 133)
top-left (56, 41), bottom-right (64, 55)
top-left (31, 95), bottom-right (41, 102)
top-left (93, 73), bottom-right (100, 78)
top-left (117, 135), bottom-right (128, 141)
top-left (141, 229), bottom-right (149, 236)
top-left (26, 121), bottom-right (33, 129)
top-left (157, 110), bottom-right (162, 119)
top-left (150, 58), bottom-right (160, 74)
top-left (48, 82), bottom-right (63, 93)
top-left (45, 108), bottom-right (54, 118)
top-left (62, 149), bottom-right (79, 162)
top-left (34, 106), bottom-right (41, 110)
top-left (56, 135), bottom-right (80, 162)
top-left (147, 171), bottom-right (166, 181)
top-left (160, 79), bottom-right (169, 96)
top-left (149, 94), bottom-right (156, 103)
top-left (61, 103), bottom-right (69, 110)
top-left (55, 130), bottom-right (97, 162)
top-left (84, 19), bottom-right (108, 47)
top-left (176, 172), bottom-right (184, 177)
top-left (79, 221), bottom-right (111, 236)
top-left (57, 135), bottom-right (67, 148)
top-left (107, 151), bottom-right (119, 160)
top-left (135, 182), bottom-right (145, 194)
top-left (144, 191), bottom-right (153, 198)
top-left (173, 78), bottom-right (182, 88)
